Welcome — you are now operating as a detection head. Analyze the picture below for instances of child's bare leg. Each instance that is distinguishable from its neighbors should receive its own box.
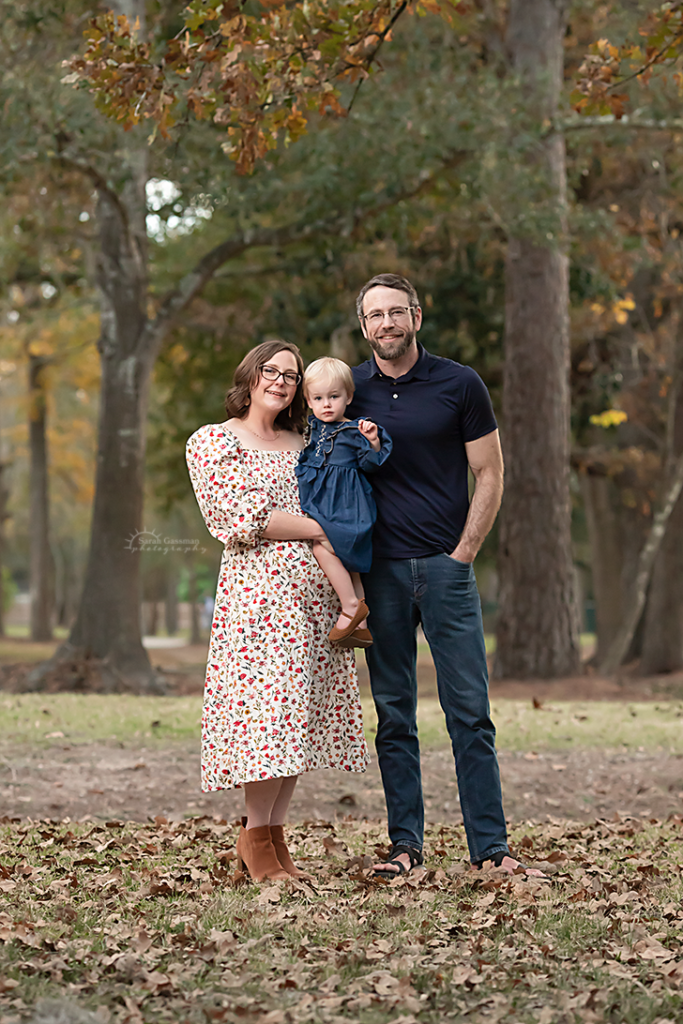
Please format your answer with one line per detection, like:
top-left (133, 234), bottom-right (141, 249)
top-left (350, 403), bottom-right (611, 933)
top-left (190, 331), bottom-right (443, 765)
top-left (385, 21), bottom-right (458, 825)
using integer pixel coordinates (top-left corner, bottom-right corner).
top-left (350, 572), bottom-right (368, 628)
top-left (312, 542), bottom-right (367, 630)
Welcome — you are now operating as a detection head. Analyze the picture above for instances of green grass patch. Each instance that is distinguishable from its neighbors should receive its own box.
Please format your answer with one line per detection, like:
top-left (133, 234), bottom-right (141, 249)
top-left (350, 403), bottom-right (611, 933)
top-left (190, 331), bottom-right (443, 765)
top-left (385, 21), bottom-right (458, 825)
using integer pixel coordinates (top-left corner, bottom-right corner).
top-left (0, 694), bottom-right (201, 746)
top-left (2, 693), bottom-right (683, 753)
top-left (1, 815), bottom-right (683, 1023)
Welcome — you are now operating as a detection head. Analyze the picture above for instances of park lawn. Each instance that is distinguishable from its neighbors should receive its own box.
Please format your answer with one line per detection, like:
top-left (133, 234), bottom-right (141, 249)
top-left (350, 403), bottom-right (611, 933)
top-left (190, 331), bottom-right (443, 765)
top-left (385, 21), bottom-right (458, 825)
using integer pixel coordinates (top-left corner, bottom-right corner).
top-left (1, 814), bottom-right (683, 1023)
top-left (1, 693), bottom-right (683, 754)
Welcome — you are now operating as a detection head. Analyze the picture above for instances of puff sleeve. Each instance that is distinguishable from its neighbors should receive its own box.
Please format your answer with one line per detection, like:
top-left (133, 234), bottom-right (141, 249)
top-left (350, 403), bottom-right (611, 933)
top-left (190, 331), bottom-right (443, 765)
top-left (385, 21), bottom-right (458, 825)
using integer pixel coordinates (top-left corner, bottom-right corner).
top-left (186, 425), bottom-right (272, 549)
top-left (357, 423), bottom-right (393, 474)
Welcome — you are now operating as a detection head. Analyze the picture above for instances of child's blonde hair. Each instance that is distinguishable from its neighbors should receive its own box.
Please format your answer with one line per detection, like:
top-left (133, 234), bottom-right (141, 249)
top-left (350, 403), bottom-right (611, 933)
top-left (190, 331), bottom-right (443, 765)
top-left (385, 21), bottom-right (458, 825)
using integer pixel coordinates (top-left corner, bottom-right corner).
top-left (303, 356), bottom-right (355, 400)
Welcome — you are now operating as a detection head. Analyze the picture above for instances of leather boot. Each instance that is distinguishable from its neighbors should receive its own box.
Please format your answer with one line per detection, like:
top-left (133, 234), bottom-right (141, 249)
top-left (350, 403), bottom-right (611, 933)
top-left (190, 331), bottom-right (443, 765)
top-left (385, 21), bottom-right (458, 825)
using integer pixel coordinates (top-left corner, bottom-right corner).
top-left (235, 817), bottom-right (289, 882)
top-left (270, 824), bottom-right (312, 879)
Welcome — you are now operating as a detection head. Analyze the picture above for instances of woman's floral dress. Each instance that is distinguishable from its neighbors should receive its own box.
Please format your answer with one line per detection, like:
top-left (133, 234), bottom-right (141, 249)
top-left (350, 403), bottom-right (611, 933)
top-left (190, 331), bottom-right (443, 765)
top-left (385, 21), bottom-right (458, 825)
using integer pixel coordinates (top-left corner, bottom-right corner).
top-left (186, 423), bottom-right (370, 791)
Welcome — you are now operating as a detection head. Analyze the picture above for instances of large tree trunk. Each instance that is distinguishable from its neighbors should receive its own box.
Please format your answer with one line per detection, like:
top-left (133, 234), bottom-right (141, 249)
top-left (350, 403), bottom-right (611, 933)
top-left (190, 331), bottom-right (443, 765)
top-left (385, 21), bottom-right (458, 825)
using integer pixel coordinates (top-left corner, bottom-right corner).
top-left (640, 358), bottom-right (683, 674)
top-left (67, 334), bottom-right (156, 685)
top-left (28, 351), bottom-right (53, 641)
top-left (640, 493), bottom-right (683, 672)
top-left (494, 0), bottom-right (580, 679)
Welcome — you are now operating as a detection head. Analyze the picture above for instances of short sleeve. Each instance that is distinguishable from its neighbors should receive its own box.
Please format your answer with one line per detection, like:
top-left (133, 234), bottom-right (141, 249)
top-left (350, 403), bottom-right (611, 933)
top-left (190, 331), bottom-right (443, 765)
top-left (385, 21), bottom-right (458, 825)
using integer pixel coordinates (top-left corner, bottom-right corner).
top-left (357, 423), bottom-right (393, 474)
top-left (186, 425), bottom-right (272, 549)
top-left (459, 368), bottom-right (498, 443)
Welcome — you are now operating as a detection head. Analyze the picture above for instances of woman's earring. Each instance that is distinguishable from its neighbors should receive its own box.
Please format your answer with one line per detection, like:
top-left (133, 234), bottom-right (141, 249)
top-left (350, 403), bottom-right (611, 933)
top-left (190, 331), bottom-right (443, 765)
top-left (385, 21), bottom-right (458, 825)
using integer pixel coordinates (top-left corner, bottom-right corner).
top-left (288, 405), bottom-right (292, 418)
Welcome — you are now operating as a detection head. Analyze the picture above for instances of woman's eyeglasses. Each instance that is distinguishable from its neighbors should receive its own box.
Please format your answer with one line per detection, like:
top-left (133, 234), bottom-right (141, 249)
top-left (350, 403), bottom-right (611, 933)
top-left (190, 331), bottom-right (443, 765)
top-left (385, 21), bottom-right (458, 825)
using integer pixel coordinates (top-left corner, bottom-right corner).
top-left (261, 364), bottom-right (302, 387)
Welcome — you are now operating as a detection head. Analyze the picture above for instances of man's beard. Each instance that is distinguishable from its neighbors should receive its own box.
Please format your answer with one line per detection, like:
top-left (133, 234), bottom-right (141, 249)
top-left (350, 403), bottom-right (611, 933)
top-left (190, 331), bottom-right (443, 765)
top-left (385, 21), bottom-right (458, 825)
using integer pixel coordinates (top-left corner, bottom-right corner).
top-left (367, 327), bottom-right (416, 362)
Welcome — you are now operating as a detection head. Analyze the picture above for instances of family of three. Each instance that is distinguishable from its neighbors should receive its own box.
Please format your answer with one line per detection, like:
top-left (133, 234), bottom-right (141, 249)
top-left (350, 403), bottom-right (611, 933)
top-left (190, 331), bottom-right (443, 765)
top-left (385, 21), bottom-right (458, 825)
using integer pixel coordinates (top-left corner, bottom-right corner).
top-left (186, 272), bottom-right (544, 882)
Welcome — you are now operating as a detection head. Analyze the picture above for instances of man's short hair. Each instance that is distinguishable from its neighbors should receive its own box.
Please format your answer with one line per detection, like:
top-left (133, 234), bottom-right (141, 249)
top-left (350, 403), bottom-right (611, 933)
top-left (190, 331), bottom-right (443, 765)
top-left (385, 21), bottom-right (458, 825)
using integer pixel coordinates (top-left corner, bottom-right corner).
top-left (356, 273), bottom-right (420, 319)
top-left (303, 357), bottom-right (355, 400)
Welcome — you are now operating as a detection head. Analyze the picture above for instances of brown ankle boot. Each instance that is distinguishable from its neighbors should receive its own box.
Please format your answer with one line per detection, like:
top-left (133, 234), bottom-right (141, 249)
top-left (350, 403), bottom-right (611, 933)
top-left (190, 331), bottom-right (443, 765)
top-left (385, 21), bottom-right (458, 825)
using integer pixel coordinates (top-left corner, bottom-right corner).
top-left (270, 825), bottom-right (312, 879)
top-left (236, 818), bottom-right (289, 882)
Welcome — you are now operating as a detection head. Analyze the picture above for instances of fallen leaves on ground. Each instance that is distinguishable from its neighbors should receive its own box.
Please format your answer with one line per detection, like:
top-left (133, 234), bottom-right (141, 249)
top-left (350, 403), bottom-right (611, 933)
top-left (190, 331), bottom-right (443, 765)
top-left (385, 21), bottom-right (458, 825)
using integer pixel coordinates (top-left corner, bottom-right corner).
top-left (0, 813), bottom-right (682, 1022)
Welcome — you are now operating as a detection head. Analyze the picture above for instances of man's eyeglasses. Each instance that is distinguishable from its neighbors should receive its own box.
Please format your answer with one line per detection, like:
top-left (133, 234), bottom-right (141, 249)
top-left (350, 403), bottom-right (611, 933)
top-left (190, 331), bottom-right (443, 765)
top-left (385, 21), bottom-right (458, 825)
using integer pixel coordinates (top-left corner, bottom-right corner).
top-left (360, 307), bottom-right (415, 327)
top-left (260, 364), bottom-right (302, 387)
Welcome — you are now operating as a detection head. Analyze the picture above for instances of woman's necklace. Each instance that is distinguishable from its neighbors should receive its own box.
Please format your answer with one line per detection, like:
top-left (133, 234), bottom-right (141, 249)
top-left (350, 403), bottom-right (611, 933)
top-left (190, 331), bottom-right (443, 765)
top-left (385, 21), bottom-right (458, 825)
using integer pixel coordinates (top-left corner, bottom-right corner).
top-left (244, 423), bottom-right (281, 443)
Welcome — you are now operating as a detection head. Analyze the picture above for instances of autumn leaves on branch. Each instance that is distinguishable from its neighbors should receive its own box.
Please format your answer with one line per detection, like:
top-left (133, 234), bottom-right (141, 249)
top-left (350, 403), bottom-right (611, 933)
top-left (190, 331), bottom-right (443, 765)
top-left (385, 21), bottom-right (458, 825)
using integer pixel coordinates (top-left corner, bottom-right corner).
top-left (63, 0), bottom-right (464, 174)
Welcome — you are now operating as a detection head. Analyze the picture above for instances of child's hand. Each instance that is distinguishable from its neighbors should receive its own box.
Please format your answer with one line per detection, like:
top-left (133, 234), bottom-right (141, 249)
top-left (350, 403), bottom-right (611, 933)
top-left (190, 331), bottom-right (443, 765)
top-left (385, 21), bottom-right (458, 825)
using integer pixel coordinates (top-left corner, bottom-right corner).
top-left (358, 419), bottom-right (381, 451)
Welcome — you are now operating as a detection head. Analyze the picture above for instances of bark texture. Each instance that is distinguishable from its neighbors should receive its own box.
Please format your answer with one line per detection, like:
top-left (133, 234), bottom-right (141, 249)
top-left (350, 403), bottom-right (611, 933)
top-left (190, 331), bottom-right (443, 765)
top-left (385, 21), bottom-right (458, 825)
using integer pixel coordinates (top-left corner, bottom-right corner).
top-left (28, 351), bottom-right (53, 641)
top-left (580, 471), bottom-right (623, 663)
top-left (640, 365), bottom-right (683, 674)
top-left (0, 460), bottom-right (8, 638)
top-left (495, 0), bottom-right (580, 678)
top-left (641, 492), bottom-right (683, 672)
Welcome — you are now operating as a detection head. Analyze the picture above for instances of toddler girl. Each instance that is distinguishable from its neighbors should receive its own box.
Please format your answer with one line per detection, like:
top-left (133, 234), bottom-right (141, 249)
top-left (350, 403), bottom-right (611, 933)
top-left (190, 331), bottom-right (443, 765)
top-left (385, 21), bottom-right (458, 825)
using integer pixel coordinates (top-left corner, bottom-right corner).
top-left (296, 357), bottom-right (392, 648)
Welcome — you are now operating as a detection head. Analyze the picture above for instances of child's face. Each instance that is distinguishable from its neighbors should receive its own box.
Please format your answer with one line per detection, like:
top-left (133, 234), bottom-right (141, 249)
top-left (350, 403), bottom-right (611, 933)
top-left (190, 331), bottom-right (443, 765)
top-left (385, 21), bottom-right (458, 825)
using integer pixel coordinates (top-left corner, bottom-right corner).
top-left (306, 379), bottom-right (351, 423)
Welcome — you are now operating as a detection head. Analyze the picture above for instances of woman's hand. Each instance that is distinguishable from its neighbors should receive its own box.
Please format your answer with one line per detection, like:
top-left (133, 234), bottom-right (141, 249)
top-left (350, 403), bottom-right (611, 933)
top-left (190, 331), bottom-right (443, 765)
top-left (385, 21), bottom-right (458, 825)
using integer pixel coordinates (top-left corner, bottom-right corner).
top-left (358, 419), bottom-right (381, 451)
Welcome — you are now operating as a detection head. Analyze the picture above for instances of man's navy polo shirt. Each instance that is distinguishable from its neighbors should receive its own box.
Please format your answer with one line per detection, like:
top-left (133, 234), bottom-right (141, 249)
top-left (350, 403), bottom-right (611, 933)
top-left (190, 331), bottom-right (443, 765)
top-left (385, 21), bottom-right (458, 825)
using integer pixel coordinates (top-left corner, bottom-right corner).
top-left (346, 343), bottom-right (498, 560)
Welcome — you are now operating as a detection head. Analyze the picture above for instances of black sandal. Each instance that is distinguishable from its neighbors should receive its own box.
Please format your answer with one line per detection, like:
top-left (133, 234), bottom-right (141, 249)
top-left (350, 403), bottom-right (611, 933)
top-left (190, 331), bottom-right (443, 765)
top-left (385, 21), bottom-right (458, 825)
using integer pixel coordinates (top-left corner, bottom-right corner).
top-left (473, 849), bottom-right (549, 880)
top-left (372, 844), bottom-right (424, 879)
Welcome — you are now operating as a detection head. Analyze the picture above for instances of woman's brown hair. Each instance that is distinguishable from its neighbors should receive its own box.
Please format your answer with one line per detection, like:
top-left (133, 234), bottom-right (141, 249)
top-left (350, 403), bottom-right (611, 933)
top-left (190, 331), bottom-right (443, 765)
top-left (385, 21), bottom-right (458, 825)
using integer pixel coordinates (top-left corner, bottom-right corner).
top-left (224, 339), bottom-right (307, 432)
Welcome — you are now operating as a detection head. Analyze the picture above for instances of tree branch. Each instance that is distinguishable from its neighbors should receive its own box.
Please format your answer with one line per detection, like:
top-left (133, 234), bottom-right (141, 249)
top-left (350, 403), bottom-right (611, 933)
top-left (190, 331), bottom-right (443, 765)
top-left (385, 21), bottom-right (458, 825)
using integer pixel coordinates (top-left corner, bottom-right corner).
top-left (54, 154), bottom-right (131, 230)
top-left (561, 113), bottom-right (683, 133)
top-left (599, 448), bottom-right (683, 675)
top-left (347, 0), bottom-right (409, 114)
top-left (140, 154), bottom-right (464, 359)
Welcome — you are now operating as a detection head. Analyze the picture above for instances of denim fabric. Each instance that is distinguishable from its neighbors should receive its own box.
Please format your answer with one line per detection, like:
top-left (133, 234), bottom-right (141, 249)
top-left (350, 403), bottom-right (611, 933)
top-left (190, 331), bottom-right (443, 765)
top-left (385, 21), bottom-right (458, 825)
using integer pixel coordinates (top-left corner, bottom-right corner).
top-left (362, 554), bottom-right (508, 864)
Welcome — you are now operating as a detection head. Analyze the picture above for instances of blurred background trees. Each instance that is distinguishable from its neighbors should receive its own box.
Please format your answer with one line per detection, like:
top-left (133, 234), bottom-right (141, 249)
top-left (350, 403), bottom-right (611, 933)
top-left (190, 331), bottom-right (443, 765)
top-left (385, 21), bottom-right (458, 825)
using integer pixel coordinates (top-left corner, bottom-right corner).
top-left (1, 0), bottom-right (682, 686)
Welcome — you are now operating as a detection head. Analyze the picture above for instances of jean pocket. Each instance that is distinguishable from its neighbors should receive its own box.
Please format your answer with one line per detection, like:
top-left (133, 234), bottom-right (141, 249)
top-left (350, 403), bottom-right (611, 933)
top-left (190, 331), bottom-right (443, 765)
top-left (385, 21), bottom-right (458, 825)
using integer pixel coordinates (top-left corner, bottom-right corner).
top-left (442, 554), bottom-right (472, 569)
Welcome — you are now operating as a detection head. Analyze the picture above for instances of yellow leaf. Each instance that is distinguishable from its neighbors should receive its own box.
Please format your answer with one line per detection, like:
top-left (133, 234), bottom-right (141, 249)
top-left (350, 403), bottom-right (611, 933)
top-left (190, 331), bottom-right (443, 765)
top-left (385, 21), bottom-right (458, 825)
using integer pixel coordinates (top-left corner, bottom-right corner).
top-left (589, 409), bottom-right (628, 428)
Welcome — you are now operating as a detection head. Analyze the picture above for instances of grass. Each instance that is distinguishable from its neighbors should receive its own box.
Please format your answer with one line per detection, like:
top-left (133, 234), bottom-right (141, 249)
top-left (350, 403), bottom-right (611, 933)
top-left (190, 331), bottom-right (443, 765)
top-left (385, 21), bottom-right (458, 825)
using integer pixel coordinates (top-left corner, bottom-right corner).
top-left (1, 693), bottom-right (683, 754)
top-left (1, 815), bottom-right (683, 1024)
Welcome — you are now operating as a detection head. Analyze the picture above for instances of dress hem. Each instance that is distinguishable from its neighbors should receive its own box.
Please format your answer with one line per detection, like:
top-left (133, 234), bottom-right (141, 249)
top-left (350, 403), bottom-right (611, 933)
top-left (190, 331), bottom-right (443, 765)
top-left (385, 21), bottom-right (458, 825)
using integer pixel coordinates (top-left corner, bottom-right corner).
top-left (201, 761), bottom-right (369, 793)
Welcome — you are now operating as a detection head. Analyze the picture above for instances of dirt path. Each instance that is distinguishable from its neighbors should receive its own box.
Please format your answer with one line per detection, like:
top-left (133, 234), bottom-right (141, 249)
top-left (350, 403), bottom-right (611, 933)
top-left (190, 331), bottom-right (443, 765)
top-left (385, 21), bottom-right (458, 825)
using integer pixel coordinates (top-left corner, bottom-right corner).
top-left (3, 642), bottom-right (683, 830)
top-left (2, 739), bottom-right (683, 829)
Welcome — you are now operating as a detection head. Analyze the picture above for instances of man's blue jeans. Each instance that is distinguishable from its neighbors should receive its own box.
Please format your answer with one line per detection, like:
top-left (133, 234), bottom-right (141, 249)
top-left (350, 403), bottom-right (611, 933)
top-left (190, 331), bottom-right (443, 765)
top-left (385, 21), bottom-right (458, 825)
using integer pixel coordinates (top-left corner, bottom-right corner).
top-left (362, 554), bottom-right (508, 864)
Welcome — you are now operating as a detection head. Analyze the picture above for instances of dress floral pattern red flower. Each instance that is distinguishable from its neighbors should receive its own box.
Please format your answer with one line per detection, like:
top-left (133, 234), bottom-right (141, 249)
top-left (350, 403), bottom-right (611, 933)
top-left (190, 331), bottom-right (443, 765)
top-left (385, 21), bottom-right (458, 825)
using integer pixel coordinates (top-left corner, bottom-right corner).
top-left (186, 423), bottom-right (369, 791)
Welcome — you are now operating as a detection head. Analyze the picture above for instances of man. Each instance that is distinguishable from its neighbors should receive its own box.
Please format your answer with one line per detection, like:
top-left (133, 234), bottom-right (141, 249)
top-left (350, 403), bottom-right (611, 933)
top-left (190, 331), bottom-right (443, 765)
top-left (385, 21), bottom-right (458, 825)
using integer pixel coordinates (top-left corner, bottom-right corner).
top-left (346, 272), bottom-right (543, 878)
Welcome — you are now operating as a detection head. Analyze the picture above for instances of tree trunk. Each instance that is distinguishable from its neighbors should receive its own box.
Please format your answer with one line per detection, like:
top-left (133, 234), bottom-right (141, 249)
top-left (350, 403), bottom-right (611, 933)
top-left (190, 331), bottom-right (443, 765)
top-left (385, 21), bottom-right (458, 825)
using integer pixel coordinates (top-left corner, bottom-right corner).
top-left (641, 356), bottom-right (683, 674)
top-left (600, 450), bottom-right (683, 675)
top-left (330, 323), bottom-right (357, 365)
top-left (54, 537), bottom-right (79, 629)
top-left (640, 492), bottom-right (683, 672)
top-left (165, 564), bottom-right (179, 637)
top-left (28, 351), bottom-right (53, 641)
top-left (187, 558), bottom-right (202, 646)
top-left (0, 460), bottom-right (8, 638)
top-left (579, 470), bottom-right (624, 663)
top-left (495, 0), bottom-right (580, 679)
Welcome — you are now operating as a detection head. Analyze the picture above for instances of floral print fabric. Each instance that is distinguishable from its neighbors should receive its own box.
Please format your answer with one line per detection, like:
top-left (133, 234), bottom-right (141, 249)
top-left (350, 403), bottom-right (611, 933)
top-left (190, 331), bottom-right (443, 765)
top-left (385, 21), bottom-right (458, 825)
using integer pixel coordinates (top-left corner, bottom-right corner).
top-left (186, 423), bottom-right (369, 791)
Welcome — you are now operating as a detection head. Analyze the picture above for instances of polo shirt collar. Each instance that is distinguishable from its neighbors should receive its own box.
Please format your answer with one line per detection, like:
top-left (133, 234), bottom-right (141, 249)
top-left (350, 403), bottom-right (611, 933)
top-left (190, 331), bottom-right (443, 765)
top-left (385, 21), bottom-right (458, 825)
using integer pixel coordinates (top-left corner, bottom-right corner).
top-left (366, 342), bottom-right (431, 382)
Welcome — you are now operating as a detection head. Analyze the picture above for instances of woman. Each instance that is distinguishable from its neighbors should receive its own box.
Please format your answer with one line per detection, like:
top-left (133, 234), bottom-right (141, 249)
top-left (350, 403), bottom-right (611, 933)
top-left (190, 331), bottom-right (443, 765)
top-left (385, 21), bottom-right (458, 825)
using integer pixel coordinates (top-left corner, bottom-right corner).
top-left (186, 340), bottom-right (369, 882)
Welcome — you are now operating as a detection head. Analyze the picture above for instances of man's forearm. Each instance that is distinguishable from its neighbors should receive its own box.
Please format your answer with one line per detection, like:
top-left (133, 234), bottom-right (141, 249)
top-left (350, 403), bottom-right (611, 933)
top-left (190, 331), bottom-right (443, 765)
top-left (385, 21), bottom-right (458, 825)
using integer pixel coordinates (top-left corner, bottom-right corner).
top-left (451, 467), bottom-right (504, 562)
